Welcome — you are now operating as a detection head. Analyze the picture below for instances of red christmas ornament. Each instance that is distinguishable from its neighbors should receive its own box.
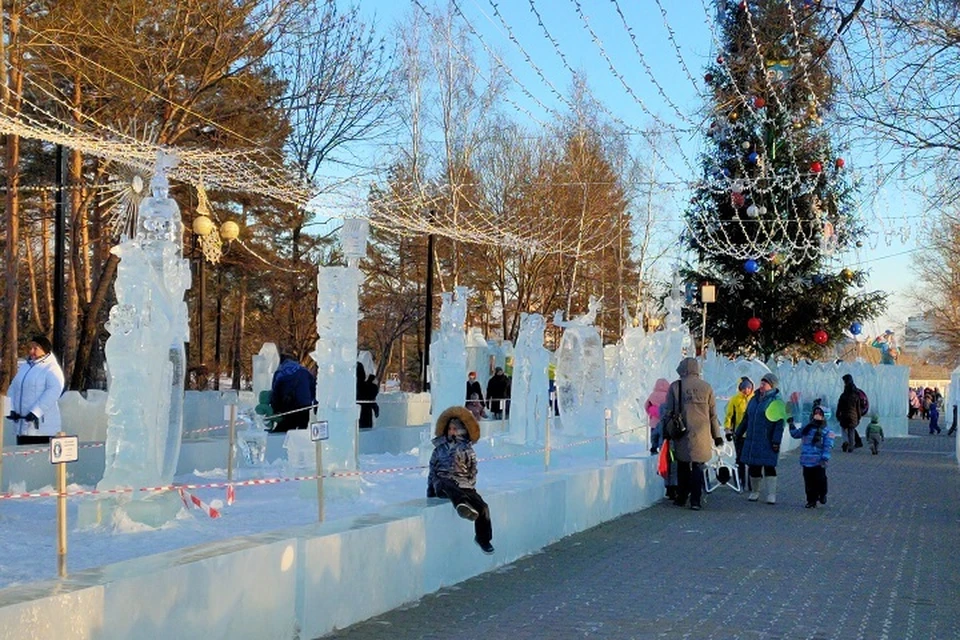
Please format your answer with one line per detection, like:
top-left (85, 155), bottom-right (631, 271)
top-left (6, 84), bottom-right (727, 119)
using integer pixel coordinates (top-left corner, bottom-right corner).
top-left (731, 192), bottom-right (746, 208)
top-left (747, 317), bottom-right (762, 332)
top-left (753, 96), bottom-right (766, 109)
top-left (813, 330), bottom-right (829, 345)
top-left (704, 73), bottom-right (714, 83)
top-left (835, 157), bottom-right (845, 169)
top-left (810, 161), bottom-right (823, 173)
top-left (739, 0), bottom-right (747, 9)
top-left (717, 55), bottom-right (725, 64)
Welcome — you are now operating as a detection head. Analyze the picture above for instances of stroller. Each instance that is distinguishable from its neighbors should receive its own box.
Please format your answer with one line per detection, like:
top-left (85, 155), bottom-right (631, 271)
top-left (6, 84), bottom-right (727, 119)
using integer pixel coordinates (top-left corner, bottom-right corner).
top-left (703, 440), bottom-right (741, 493)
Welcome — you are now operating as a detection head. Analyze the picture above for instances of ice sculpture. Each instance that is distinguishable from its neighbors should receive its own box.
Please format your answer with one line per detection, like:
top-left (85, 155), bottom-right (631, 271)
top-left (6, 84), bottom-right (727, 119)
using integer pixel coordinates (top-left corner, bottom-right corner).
top-left (554, 297), bottom-right (605, 437)
top-left (616, 285), bottom-right (693, 440)
top-left (310, 218), bottom-right (368, 471)
top-left (614, 306), bottom-right (649, 449)
top-left (508, 313), bottom-right (550, 445)
top-left (93, 151), bottom-right (190, 524)
top-left (430, 287), bottom-right (471, 419)
top-left (252, 342), bottom-right (280, 401)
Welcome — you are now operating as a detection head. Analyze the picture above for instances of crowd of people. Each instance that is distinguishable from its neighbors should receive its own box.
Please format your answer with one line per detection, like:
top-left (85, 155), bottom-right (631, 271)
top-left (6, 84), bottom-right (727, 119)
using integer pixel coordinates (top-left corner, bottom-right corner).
top-left (648, 363), bottom-right (897, 512)
top-left (464, 368), bottom-right (512, 421)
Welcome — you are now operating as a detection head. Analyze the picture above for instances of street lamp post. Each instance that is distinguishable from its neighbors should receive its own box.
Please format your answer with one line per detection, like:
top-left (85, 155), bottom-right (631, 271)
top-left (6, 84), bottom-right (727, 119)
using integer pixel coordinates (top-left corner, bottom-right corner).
top-left (191, 203), bottom-right (239, 389)
top-left (700, 283), bottom-right (716, 356)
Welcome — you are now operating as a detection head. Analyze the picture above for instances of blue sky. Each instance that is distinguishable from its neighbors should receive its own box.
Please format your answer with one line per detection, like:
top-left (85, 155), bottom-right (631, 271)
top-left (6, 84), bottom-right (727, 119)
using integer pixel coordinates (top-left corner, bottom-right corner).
top-left (345, 0), bottom-right (921, 332)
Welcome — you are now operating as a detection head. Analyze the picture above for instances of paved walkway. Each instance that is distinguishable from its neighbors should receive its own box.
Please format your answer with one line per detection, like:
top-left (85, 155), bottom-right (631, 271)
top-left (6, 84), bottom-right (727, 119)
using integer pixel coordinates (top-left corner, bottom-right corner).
top-left (323, 421), bottom-right (960, 639)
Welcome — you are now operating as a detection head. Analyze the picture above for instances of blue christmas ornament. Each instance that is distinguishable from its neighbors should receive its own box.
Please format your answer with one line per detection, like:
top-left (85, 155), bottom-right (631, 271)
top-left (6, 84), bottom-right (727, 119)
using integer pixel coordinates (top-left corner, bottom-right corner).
top-left (747, 151), bottom-right (759, 164)
top-left (850, 322), bottom-right (862, 335)
top-left (812, 274), bottom-right (825, 285)
top-left (744, 259), bottom-right (760, 274)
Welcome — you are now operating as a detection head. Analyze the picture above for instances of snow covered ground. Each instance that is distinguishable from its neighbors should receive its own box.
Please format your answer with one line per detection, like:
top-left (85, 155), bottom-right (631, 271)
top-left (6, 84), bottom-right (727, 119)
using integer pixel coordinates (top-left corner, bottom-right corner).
top-left (0, 437), bottom-right (646, 590)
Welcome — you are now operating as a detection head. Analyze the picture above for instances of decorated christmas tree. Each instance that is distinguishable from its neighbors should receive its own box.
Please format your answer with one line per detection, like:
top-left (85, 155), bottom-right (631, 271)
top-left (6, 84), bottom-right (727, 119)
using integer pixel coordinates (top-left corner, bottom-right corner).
top-left (682, 0), bottom-right (885, 359)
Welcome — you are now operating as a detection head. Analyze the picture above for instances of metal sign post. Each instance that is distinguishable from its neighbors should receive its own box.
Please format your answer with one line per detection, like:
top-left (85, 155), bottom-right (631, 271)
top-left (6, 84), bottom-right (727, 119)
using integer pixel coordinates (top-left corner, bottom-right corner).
top-left (545, 392), bottom-right (554, 472)
top-left (310, 420), bottom-right (329, 522)
top-left (0, 426), bottom-right (4, 494)
top-left (603, 408), bottom-right (611, 462)
top-left (50, 432), bottom-right (79, 577)
top-left (226, 404), bottom-right (237, 483)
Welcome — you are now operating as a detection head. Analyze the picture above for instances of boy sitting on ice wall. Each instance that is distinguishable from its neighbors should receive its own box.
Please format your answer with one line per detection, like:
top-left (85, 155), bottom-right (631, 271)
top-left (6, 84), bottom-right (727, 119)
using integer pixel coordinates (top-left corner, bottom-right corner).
top-left (427, 406), bottom-right (494, 554)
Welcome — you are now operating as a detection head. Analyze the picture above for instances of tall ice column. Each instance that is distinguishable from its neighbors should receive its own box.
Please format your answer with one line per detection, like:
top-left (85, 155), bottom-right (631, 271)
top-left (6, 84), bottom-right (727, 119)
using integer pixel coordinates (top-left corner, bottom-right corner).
top-left (311, 218), bottom-right (368, 471)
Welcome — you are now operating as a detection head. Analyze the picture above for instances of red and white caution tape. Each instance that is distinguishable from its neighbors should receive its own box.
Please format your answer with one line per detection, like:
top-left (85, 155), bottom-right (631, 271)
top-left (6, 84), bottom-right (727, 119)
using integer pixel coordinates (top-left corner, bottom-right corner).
top-left (182, 423), bottom-right (231, 436)
top-left (0, 426), bottom-right (646, 502)
top-left (2, 441), bottom-right (106, 458)
top-left (178, 487), bottom-right (221, 519)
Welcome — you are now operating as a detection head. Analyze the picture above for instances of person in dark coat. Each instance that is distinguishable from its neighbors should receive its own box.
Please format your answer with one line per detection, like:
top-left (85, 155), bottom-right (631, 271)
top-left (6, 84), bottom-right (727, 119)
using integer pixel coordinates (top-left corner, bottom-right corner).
top-left (485, 367), bottom-right (510, 419)
top-left (427, 406), bottom-right (494, 554)
top-left (660, 357), bottom-right (723, 511)
top-left (358, 373), bottom-right (380, 429)
top-left (270, 353), bottom-right (317, 432)
top-left (736, 372), bottom-right (786, 504)
top-left (465, 371), bottom-right (483, 404)
top-left (835, 374), bottom-right (864, 452)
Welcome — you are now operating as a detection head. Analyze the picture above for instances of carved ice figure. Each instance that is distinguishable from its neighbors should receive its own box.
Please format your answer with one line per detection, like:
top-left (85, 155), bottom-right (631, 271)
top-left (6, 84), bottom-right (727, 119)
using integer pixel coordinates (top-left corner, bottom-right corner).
top-left (554, 296), bottom-right (605, 437)
top-left (625, 284), bottom-right (693, 427)
top-left (252, 342), bottom-right (280, 402)
top-left (100, 150), bottom-right (190, 493)
top-left (430, 287), bottom-right (471, 419)
top-left (614, 306), bottom-right (649, 449)
top-left (508, 313), bottom-right (550, 445)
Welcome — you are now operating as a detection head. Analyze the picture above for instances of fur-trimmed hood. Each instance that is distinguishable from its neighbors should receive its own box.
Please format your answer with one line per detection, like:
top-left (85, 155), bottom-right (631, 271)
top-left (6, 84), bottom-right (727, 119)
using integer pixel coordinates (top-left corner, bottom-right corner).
top-left (435, 406), bottom-right (481, 442)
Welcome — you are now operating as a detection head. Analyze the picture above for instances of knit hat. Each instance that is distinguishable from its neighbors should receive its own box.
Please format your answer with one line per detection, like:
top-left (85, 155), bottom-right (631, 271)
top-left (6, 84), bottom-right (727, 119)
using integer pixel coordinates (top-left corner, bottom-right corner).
top-left (842, 373), bottom-right (854, 386)
top-left (760, 372), bottom-right (779, 388)
top-left (30, 334), bottom-right (53, 355)
top-left (738, 376), bottom-right (754, 392)
top-left (870, 415), bottom-right (879, 424)
top-left (812, 405), bottom-right (825, 418)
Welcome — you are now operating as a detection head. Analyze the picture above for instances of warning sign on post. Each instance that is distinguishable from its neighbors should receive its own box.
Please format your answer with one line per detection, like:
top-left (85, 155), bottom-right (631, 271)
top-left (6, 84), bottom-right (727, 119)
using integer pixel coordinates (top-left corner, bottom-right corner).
top-left (310, 421), bottom-right (329, 442)
top-left (50, 435), bottom-right (79, 464)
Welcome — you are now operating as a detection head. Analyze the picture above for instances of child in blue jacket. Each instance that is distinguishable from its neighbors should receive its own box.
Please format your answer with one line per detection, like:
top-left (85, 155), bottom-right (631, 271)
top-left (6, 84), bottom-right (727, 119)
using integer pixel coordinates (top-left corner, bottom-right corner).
top-left (789, 405), bottom-right (835, 508)
top-left (929, 401), bottom-right (941, 434)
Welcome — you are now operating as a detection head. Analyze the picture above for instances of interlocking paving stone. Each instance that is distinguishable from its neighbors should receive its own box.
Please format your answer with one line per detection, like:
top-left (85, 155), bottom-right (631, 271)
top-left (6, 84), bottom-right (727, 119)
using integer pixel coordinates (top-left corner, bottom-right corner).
top-left (323, 421), bottom-right (960, 639)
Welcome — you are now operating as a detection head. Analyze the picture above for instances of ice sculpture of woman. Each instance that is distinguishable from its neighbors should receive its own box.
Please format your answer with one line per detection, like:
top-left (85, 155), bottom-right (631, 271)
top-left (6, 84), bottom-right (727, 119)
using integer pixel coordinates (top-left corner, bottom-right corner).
top-left (100, 151), bottom-right (190, 492)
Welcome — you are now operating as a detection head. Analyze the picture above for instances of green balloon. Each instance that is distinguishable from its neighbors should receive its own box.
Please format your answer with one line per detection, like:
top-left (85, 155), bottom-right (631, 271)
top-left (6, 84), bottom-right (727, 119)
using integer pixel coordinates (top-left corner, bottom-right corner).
top-left (765, 399), bottom-right (790, 422)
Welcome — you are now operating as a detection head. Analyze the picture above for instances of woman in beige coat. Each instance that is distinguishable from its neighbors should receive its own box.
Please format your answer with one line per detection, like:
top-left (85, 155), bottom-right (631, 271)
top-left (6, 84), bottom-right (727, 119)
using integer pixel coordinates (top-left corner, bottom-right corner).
top-left (660, 357), bottom-right (723, 510)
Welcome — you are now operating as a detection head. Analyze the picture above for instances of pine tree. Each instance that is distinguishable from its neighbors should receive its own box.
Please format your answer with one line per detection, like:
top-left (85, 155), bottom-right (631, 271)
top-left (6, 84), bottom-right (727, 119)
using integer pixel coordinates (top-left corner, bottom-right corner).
top-left (683, 0), bottom-right (885, 359)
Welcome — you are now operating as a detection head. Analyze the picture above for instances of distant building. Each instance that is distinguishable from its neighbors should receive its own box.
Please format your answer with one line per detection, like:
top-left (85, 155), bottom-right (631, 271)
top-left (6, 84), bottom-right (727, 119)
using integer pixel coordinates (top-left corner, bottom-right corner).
top-left (903, 313), bottom-right (950, 365)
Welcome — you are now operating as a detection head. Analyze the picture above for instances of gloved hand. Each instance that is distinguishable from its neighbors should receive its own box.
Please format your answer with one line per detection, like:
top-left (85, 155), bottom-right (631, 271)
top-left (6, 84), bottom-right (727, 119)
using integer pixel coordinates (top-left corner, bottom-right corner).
top-left (6, 411), bottom-right (21, 421)
top-left (649, 447), bottom-right (659, 455)
top-left (725, 431), bottom-right (734, 441)
top-left (714, 437), bottom-right (724, 447)
top-left (771, 443), bottom-right (780, 453)
top-left (24, 412), bottom-right (39, 424)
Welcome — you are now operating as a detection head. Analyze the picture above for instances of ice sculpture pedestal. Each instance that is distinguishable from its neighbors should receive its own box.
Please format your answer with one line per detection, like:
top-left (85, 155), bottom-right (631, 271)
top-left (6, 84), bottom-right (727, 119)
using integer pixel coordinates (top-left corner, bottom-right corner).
top-left (77, 492), bottom-right (182, 529)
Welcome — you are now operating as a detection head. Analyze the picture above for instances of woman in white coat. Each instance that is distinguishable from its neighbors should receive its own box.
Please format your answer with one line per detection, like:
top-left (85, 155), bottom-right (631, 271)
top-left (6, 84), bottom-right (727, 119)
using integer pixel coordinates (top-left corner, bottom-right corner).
top-left (5, 335), bottom-right (65, 445)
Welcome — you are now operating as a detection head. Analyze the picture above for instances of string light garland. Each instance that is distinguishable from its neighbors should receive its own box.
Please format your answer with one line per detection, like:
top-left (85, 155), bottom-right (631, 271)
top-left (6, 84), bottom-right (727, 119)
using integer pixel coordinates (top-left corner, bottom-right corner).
top-left (0, 1), bottom-right (921, 268)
